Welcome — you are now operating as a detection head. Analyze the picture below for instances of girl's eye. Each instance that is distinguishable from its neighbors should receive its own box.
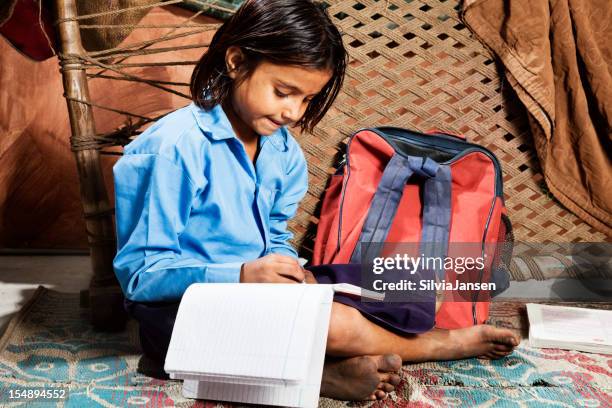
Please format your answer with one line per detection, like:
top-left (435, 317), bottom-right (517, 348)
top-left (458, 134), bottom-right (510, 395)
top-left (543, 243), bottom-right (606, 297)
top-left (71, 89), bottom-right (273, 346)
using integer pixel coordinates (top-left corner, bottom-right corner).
top-left (275, 89), bottom-right (289, 98)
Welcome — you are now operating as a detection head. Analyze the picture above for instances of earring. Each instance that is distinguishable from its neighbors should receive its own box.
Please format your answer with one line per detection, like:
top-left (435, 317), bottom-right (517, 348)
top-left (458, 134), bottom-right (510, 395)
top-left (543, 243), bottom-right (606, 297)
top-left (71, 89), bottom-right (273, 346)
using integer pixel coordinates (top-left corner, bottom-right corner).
top-left (226, 65), bottom-right (239, 79)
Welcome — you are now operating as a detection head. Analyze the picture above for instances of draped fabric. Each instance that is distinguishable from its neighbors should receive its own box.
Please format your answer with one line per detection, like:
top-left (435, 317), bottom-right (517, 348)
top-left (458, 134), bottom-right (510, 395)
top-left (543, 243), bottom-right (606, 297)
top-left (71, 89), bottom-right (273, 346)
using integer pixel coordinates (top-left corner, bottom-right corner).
top-left (0, 6), bottom-right (218, 248)
top-left (0, 0), bottom-right (241, 60)
top-left (463, 0), bottom-right (612, 236)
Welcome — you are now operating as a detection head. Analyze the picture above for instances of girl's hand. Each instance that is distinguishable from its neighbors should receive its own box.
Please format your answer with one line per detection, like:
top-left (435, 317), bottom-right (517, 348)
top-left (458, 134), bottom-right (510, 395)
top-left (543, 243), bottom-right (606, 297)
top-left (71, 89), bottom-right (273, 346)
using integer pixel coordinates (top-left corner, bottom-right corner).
top-left (303, 269), bottom-right (318, 284)
top-left (240, 254), bottom-right (306, 283)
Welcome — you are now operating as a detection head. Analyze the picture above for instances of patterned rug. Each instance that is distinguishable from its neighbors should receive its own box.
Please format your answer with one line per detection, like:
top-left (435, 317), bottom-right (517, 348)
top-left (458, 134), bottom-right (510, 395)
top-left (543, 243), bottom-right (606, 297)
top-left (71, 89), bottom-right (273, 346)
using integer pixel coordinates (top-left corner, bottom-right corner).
top-left (0, 287), bottom-right (610, 407)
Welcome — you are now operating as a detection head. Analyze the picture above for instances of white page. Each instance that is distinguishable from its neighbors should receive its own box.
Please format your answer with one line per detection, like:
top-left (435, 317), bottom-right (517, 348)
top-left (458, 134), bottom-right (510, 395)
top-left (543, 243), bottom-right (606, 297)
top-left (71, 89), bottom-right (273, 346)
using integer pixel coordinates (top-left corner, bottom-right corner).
top-left (181, 288), bottom-right (333, 407)
top-left (165, 284), bottom-right (330, 383)
top-left (332, 283), bottom-right (385, 301)
top-left (527, 304), bottom-right (612, 348)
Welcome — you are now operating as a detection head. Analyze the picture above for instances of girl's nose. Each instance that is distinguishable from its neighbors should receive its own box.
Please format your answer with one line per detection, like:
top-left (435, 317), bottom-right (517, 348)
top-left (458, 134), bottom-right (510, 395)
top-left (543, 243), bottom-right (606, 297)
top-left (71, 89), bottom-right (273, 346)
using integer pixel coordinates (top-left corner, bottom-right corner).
top-left (281, 99), bottom-right (302, 123)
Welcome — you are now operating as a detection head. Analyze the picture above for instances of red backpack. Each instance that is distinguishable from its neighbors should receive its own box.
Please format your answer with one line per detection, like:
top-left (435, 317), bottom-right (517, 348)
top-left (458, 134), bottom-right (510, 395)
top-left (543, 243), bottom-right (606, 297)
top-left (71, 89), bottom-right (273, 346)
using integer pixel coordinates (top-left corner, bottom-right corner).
top-left (312, 127), bottom-right (513, 330)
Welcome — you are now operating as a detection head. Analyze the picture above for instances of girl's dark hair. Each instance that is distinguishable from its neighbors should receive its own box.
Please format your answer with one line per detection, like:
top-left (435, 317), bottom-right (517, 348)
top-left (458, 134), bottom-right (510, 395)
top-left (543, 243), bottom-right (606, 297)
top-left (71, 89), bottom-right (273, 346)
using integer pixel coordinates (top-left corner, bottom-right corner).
top-left (190, 0), bottom-right (347, 132)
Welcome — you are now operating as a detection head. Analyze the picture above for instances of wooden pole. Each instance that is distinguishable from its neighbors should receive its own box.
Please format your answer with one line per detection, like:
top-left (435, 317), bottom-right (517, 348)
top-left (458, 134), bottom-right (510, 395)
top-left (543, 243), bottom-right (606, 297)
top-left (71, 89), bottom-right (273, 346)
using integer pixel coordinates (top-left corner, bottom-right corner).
top-left (55, 0), bottom-right (126, 331)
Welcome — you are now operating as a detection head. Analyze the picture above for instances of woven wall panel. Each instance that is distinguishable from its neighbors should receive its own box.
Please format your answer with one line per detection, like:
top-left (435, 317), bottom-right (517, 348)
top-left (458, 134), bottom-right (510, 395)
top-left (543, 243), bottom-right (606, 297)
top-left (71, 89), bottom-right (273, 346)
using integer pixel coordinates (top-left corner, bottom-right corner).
top-left (50, 0), bottom-right (607, 256)
top-left (289, 0), bottom-right (608, 257)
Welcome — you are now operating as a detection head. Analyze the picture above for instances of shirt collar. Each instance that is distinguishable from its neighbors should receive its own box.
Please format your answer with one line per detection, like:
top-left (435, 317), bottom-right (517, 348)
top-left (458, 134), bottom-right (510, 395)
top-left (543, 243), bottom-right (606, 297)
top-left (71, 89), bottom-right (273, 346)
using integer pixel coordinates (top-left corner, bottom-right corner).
top-left (190, 103), bottom-right (288, 152)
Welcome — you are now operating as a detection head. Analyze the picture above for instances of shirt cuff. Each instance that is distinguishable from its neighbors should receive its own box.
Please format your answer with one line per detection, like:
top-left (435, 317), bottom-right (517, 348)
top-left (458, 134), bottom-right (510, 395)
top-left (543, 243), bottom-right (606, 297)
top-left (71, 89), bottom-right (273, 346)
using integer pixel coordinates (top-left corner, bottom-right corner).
top-left (268, 246), bottom-right (298, 258)
top-left (204, 262), bottom-right (243, 283)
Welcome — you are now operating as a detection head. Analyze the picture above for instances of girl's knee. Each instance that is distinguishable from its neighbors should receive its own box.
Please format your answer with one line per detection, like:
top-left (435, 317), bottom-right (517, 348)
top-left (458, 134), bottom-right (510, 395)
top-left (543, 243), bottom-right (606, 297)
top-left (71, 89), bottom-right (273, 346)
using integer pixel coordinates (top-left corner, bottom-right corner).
top-left (326, 302), bottom-right (362, 353)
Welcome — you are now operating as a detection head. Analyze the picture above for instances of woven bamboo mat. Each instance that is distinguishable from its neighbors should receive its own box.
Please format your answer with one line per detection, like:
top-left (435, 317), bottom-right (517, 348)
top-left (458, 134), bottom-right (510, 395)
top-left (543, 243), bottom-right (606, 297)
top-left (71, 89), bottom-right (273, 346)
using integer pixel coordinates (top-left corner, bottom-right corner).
top-left (290, 0), bottom-right (608, 259)
top-left (60, 0), bottom-right (609, 280)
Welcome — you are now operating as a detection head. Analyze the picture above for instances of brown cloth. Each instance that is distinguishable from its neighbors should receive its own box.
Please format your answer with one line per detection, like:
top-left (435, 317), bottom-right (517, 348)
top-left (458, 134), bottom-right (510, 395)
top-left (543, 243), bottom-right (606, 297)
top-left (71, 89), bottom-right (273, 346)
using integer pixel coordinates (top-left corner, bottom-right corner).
top-left (0, 6), bottom-right (217, 249)
top-left (75, 0), bottom-right (161, 52)
top-left (463, 0), bottom-right (612, 236)
top-left (1, 0), bottom-right (160, 55)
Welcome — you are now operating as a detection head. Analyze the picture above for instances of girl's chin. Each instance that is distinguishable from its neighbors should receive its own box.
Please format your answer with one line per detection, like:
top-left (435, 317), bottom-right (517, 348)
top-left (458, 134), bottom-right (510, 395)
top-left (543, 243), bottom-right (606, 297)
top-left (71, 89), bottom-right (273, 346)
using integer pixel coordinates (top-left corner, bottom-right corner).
top-left (256, 121), bottom-right (281, 136)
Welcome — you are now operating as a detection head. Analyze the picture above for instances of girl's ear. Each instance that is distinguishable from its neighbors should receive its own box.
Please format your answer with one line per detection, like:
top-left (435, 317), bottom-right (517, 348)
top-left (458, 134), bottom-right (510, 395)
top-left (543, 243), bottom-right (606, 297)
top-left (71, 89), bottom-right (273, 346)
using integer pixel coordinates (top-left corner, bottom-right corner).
top-left (225, 46), bottom-right (245, 79)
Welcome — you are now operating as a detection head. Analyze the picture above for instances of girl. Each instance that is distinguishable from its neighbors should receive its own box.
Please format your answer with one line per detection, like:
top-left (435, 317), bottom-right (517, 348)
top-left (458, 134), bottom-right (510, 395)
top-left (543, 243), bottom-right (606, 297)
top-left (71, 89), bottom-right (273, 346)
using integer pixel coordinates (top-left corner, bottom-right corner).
top-left (114, 0), bottom-right (518, 402)
top-left (114, 0), bottom-right (400, 400)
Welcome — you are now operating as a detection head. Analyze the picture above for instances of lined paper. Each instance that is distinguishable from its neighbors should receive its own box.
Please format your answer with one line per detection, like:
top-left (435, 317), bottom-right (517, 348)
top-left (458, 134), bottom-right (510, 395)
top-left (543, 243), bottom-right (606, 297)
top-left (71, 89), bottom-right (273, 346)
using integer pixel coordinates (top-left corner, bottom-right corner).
top-left (165, 283), bottom-right (334, 407)
top-left (181, 289), bottom-right (333, 406)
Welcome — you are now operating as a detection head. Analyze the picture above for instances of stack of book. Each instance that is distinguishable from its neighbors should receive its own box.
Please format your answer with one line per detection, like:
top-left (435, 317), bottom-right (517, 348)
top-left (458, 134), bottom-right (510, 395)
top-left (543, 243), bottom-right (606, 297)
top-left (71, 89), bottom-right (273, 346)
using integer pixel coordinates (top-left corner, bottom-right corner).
top-left (527, 303), bottom-right (612, 354)
top-left (165, 282), bottom-right (383, 407)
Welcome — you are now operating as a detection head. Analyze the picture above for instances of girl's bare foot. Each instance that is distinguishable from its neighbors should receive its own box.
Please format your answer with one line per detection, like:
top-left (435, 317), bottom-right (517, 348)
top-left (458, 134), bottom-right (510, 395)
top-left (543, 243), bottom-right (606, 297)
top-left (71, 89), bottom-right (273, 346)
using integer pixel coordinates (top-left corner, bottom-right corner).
top-left (422, 324), bottom-right (520, 361)
top-left (320, 354), bottom-right (402, 401)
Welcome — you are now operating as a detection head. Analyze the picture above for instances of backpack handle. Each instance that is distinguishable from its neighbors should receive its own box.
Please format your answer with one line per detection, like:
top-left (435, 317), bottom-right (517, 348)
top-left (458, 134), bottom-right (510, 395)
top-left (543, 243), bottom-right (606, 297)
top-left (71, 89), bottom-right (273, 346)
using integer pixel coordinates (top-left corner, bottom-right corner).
top-left (350, 154), bottom-right (452, 280)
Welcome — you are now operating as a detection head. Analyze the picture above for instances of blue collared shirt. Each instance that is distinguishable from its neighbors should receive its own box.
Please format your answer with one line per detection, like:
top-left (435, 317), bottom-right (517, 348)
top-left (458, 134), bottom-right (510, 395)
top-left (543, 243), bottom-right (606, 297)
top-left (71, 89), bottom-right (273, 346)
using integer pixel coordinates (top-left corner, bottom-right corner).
top-left (113, 103), bottom-right (308, 302)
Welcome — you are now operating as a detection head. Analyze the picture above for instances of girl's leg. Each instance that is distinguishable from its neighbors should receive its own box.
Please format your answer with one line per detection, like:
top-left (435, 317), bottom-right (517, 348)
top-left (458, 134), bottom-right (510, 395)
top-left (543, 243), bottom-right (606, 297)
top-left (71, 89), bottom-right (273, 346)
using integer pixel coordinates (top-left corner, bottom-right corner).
top-left (326, 302), bottom-right (519, 361)
top-left (125, 299), bottom-right (402, 401)
top-left (124, 299), bottom-right (181, 363)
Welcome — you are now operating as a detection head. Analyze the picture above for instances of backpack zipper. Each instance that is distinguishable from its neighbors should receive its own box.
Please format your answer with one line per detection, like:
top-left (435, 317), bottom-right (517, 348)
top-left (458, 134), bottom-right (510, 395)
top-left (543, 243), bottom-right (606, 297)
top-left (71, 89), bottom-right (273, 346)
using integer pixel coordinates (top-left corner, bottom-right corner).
top-left (371, 127), bottom-right (504, 198)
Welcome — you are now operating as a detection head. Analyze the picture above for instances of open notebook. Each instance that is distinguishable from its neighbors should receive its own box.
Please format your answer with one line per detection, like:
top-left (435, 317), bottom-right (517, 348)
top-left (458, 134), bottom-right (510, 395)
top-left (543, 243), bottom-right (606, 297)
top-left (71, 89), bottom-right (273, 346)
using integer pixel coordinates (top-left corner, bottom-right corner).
top-left (527, 303), bottom-right (612, 355)
top-left (164, 283), bottom-right (384, 407)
